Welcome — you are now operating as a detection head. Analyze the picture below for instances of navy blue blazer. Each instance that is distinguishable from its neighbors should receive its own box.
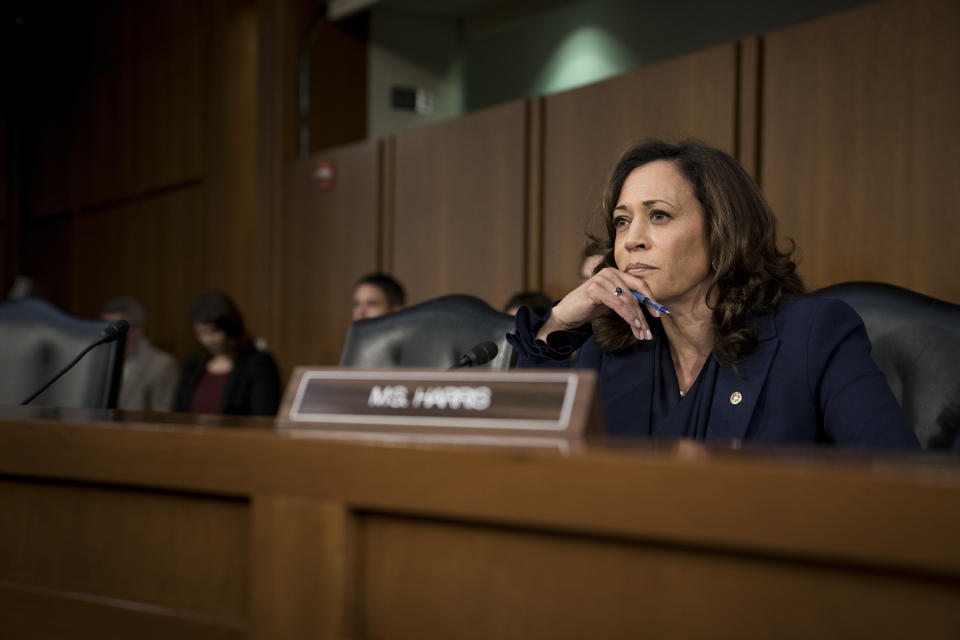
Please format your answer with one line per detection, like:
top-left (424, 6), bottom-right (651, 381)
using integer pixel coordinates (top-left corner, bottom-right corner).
top-left (508, 296), bottom-right (920, 448)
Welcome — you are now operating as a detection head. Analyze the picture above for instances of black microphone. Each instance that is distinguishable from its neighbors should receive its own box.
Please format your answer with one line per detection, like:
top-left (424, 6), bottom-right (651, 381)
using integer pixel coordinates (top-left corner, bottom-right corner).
top-left (21, 319), bottom-right (129, 405)
top-left (449, 341), bottom-right (499, 370)
top-left (99, 319), bottom-right (129, 343)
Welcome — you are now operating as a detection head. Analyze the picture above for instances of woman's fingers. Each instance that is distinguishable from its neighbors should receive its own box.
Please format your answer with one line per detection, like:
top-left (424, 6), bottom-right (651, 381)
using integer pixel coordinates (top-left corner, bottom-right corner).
top-left (618, 271), bottom-right (666, 319)
top-left (591, 269), bottom-right (652, 340)
top-left (543, 268), bottom-right (659, 341)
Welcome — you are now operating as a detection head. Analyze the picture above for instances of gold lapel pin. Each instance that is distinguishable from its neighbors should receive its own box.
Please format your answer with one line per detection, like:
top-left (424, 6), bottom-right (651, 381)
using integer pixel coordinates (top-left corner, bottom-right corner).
top-left (730, 392), bottom-right (743, 405)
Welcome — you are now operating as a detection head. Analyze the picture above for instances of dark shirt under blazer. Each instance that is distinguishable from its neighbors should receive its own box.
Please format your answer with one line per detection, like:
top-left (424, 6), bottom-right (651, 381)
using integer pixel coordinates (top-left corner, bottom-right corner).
top-left (508, 296), bottom-right (920, 448)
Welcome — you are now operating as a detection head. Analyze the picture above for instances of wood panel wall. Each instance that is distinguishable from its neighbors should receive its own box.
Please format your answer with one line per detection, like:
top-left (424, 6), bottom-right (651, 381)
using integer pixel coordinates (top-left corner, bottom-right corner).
top-left (68, 187), bottom-right (208, 357)
top-left (540, 43), bottom-right (739, 299)
top-left (7, 0), bottom-right (958, 380)
top-left (390, 101), bottom-right (529, 310)
top-left (761, 0), bottom-right (960, 301)
top-left (21, 2), bottom-right (205, 220)
top-left (275, 140), bottom-right (381, 371)
top-left (16, 0), bottom-right (263, 361)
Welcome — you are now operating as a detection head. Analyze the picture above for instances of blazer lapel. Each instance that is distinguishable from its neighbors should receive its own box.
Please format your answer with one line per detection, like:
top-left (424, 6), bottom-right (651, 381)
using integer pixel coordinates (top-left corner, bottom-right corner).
top-left (602, 340), bottom-right (657, 437)
top-left (708, 313), bottom-right (780, 441)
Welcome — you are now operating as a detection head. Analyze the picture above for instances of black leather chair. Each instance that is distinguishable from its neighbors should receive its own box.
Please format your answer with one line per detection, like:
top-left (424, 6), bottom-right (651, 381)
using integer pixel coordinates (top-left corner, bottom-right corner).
top-left (0, 298), bottom-right (125, 409)
top-left (340, 294), bottom-right (517, 370)
top-left (810, 282), bottom-right (960, 449)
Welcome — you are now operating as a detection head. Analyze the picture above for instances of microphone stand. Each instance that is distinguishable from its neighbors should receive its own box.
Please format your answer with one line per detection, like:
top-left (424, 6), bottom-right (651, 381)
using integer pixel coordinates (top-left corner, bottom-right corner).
top-left (21, 320), bottom-right (129, 406)
top-left (22, 341), bottom-right (105, 405)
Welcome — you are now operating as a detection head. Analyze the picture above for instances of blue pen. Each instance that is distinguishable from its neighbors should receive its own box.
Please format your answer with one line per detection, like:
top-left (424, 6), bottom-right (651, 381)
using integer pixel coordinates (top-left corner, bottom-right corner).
top-left (632, 290), bottom-right (670, 315)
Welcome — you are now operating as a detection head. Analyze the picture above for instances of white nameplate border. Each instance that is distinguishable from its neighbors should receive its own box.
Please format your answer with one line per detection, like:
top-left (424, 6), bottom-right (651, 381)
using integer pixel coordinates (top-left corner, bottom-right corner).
top-left (277, 368), bottom-right (600, 439)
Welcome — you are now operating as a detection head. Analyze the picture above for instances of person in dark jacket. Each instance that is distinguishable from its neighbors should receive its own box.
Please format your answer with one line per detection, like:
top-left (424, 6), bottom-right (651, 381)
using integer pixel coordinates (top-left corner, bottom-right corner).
top-left (508, 139), bottom-right (919, 449)
top-left (173, 290), bottom-right (280, 416)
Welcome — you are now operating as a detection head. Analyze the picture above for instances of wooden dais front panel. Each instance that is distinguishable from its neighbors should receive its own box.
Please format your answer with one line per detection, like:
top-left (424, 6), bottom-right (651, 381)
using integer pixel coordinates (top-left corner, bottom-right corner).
top-left (0, 406), bottom-right (958, 639)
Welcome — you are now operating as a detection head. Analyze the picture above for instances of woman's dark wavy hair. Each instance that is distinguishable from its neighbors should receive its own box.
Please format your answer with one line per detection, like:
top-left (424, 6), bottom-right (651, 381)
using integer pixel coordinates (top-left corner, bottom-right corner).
top-left (191, 290), bottom-right (252, 359)
top-left (590, 139), bottom-right (805, 365)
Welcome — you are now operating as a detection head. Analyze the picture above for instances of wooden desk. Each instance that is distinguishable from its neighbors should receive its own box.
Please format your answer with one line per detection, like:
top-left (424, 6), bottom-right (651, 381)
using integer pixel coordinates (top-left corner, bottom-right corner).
top-left (0, 405), bottom-right (958, 639)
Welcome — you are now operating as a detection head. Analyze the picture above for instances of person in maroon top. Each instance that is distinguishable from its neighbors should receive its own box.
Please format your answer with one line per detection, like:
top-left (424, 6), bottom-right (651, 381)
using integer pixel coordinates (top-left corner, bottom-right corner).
top-left (173, 290), bottom-right (281, 416)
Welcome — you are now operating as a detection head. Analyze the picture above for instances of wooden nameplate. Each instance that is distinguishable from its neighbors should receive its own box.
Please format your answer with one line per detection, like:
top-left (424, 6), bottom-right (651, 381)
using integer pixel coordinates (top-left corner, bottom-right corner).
top-left (277, 367), bottom-right (601, 443)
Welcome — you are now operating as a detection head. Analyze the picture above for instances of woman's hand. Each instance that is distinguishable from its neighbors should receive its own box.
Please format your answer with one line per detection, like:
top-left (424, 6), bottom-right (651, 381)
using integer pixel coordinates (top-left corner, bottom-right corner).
top-left (536, 268), bottom-right (661, 342)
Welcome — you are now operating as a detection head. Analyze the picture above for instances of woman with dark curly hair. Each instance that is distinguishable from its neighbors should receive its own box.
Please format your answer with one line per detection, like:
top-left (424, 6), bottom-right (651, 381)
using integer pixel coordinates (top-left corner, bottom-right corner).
top-left (507, 140), bottom-right (918, 447)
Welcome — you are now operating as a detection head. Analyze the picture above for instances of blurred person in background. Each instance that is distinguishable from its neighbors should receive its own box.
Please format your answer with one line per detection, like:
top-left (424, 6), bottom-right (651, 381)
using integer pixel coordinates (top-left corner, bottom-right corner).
top-left (504, 291), bottom-right (552, 317)
top-left (580, 242), bottom-right (605, 281)
top-left (173, 290), bottom-right (280, 416)
top-left (352, 273), bottom-right (405, 321)
top-left (101, 296), bottom-right (178, 411)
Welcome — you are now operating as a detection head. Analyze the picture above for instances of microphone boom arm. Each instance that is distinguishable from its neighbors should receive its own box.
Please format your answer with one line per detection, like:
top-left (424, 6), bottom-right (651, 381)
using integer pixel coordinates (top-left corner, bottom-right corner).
top-left (21, 319), bottom-right (129, 406)
top-left (21, 341), bottom-right (103, 405)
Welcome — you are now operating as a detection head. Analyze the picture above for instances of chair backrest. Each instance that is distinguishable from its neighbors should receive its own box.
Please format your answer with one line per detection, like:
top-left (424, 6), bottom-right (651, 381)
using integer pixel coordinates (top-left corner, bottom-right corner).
top-left (810, 282), bottom-right (960, 449)
top-left (0, 298), bottom-right (125, 409)
top-left (339, 294), bottom-right (517, 370)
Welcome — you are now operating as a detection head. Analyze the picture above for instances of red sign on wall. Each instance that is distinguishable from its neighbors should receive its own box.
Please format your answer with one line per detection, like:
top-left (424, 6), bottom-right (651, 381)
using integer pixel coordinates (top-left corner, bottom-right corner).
top-left (313, 160), bottom-right (336, 191)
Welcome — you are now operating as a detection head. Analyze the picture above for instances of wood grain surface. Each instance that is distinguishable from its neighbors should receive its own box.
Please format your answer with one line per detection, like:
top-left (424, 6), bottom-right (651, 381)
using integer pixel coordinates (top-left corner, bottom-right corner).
top-left (761, 0), bottom-right (960, 301)
top-left (1, 405), bottom-right (958, 638)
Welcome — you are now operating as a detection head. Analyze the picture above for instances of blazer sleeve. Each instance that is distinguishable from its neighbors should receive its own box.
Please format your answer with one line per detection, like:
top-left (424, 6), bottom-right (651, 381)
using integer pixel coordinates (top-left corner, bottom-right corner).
top-left (506, 305), bottom-right (595, 369)
top-left (807, 299), bottom-right (920, 448)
